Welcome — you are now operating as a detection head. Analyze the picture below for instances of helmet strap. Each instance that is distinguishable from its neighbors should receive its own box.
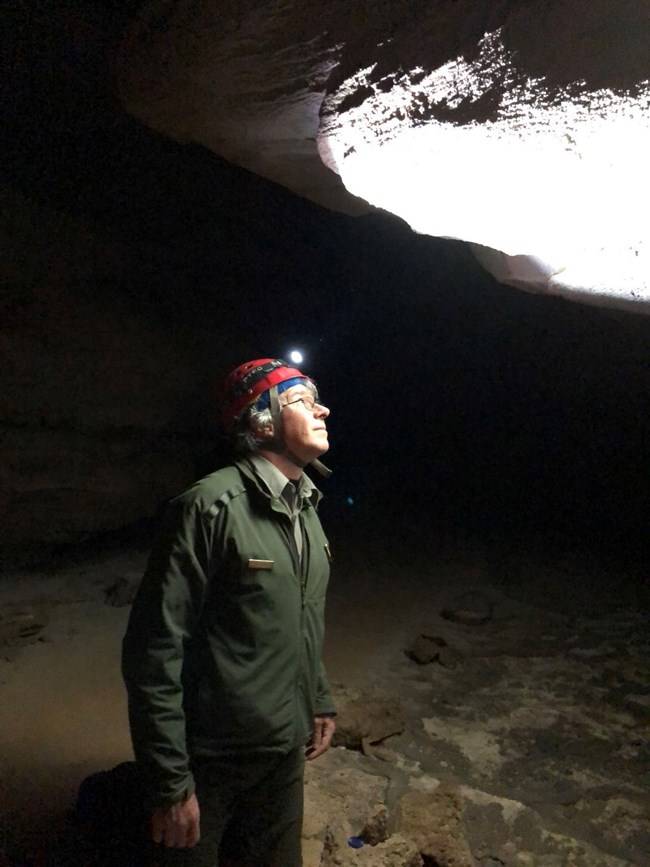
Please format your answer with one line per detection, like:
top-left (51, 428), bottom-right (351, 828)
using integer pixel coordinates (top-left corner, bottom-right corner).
top-left (268, 384), bottom-right (283, 448)
top-left (311, 457), bottom-right (333, 478)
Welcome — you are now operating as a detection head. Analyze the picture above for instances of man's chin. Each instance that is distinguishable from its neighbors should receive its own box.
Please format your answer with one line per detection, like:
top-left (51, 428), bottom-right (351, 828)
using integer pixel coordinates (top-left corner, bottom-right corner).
top-left (303, 443), bottom-right (329, 465)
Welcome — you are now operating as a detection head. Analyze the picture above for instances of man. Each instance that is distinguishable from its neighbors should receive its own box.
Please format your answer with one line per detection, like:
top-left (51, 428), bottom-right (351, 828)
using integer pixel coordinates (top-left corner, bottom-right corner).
top-left (122, 358), bottom-right (336, 866)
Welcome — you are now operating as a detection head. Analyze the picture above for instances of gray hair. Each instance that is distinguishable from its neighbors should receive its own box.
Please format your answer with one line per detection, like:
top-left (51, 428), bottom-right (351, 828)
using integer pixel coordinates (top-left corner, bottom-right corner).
top-left (231, 380), bottom-right (318, 456)
top-left (232, 404), bottom-right (274, 456)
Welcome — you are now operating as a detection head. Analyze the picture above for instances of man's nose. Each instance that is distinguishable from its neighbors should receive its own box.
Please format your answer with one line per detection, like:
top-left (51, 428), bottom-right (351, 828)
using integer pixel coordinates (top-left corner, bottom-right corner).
top-left (316, 402), bottom-right (330, 418)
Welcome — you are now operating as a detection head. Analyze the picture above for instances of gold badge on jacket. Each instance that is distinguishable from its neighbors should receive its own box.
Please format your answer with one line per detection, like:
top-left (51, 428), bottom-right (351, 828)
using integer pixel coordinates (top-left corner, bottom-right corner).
top-left (246, 559), bottom-right (275, 570)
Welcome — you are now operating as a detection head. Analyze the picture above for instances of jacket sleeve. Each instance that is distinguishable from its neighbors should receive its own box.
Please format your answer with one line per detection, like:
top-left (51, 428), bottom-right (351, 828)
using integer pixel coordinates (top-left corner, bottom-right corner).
top-left (121, 495), bottom-right (212, 808)
top-left (314, 658), bottom-right (336, 717)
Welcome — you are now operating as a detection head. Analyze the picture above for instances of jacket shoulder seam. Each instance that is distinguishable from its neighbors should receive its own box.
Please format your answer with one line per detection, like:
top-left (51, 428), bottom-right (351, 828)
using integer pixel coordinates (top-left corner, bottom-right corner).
top-left (206, 483), bottom-right (248, 518)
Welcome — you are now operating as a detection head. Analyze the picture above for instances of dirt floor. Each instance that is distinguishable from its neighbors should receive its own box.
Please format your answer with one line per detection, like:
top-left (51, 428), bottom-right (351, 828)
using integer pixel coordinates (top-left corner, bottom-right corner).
top-left (1, 518), bottom-right (648, 865)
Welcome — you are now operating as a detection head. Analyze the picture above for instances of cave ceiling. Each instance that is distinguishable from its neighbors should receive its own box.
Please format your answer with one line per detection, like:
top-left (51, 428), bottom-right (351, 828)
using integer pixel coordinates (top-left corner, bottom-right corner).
top-left (117, 0), bottom-right (650, 312)
top-left (116, 0), bottom-right (650, 313)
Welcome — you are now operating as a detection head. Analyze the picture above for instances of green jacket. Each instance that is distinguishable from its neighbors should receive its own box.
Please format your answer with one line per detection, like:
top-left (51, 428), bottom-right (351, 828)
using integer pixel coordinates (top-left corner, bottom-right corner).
top-left (121, 459), bottom-right (334, 807)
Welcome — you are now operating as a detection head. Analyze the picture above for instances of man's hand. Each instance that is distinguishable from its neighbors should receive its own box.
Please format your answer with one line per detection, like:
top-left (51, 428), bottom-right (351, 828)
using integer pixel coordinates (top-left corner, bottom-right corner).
top-left (306, 715), bottom-right (336, 761)
top-left (151, 793), bottom-right (201, 848)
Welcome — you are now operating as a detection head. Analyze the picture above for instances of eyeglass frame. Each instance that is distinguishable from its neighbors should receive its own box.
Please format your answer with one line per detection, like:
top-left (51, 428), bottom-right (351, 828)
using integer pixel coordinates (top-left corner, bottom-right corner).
top-left (281, 395), bottom-right (327, 413)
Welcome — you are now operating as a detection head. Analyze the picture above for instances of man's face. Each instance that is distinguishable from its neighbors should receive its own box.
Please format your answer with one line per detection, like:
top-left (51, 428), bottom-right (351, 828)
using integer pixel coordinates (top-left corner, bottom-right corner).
top-left (278, 383), bottom-right (330, 464)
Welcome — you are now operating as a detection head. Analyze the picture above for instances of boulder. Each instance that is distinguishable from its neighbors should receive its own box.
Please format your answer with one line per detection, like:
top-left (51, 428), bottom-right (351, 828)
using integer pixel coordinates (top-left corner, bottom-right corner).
top-left (331, 685), bottom-right (405, 754)
top-left (396, 786), bottom-right (474, 867)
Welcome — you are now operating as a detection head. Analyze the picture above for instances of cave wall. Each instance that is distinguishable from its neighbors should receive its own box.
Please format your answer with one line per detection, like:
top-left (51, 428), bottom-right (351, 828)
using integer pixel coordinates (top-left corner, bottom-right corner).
top-left (2, 0), bottom-right (649, 563)
top-left (1, 190), bottom-right (208, 548)
top-left (3, 176), bottom-right (649, 561)
top-left (0, 110), bottom-right (366, 554)
top-left (0, 25), bottom-right (398, 556)
top-left (0, 177), bottom-right (357, 551)
top-left (0, 0), bottom-right (360, 554)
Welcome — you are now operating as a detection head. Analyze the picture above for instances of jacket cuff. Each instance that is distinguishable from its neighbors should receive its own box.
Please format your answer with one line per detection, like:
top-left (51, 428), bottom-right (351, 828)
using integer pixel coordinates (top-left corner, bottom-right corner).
top-left (313, 698), bottom-right (337, 717)
top-left (148, 775), bottom-right (196, 810)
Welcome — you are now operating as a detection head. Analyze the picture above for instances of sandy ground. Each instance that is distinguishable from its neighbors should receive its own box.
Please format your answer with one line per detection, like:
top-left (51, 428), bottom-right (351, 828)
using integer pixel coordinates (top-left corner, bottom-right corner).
top-left (1, 520), bottom-right (648, 865)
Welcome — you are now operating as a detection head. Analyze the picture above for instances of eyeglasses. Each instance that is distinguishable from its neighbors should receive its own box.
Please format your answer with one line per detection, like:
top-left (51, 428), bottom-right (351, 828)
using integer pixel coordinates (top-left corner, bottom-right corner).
top-left (281, 395), bottom-right (325, 413)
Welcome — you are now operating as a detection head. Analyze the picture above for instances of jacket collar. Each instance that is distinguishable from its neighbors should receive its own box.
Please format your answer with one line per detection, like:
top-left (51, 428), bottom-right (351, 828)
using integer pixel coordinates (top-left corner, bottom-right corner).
top-left (237, 455), bottom-right (322, 508)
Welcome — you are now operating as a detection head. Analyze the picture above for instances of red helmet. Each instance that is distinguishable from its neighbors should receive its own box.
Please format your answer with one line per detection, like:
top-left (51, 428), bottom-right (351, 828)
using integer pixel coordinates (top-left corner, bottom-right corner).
top-left (218, 358), bottom-right (310, 431)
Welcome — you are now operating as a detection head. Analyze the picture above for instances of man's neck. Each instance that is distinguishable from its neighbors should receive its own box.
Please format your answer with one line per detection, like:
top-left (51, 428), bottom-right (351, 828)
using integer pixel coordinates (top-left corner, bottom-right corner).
top-left (256, 449), bottom-right (304, 481)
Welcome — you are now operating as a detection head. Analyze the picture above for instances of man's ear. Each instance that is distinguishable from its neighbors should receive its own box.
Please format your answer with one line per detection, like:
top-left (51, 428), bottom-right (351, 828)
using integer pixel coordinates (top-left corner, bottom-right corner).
top-left (251, 416), bottom-right (275, 441)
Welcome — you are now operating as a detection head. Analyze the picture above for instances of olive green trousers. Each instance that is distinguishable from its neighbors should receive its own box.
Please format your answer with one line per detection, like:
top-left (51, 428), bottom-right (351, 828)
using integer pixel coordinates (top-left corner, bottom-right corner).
top-left (150, 747), bottom-right (304, 867)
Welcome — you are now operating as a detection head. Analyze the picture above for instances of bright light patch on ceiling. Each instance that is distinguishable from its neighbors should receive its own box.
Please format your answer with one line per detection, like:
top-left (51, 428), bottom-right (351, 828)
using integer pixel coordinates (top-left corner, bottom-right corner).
top-left (319, 31), bottom-right (650, 311)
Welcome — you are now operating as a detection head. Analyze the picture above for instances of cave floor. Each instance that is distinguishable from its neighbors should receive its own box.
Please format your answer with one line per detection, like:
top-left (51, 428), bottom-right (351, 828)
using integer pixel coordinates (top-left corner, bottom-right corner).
top-left (0, 520), bottom-right (648, 866)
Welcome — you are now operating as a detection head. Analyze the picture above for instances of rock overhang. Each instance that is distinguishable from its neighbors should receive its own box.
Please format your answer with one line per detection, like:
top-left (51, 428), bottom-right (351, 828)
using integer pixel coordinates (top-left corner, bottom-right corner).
top-left (116, 0), bottom-right (650, 312)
